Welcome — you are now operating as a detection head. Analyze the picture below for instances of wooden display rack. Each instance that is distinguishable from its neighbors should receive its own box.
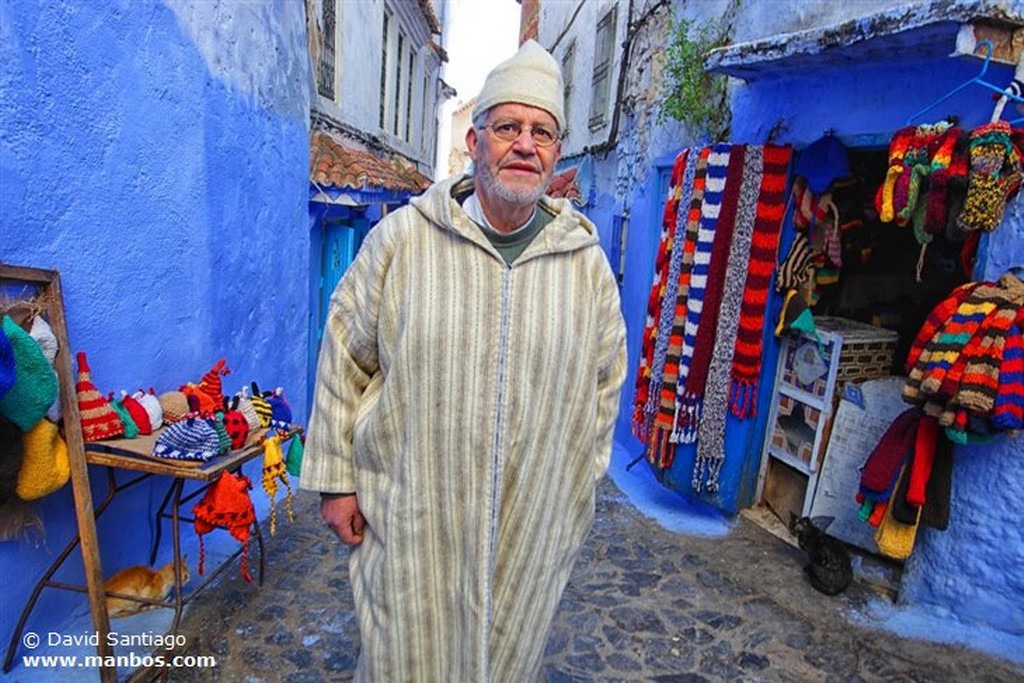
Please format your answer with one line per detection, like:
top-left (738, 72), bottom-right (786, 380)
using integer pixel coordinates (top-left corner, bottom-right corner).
top-left (1, 264), bottom-right (297, 681)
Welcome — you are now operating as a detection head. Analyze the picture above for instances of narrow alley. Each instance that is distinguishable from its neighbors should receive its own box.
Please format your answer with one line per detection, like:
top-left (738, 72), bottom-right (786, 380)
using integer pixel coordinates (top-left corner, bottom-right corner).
top-left (167, 474), bottom-right (1022, 682)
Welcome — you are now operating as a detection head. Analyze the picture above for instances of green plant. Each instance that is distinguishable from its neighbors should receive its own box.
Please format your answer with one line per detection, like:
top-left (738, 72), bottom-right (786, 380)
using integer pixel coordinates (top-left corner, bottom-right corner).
top-left (658, 17), bottom-right (730, 140)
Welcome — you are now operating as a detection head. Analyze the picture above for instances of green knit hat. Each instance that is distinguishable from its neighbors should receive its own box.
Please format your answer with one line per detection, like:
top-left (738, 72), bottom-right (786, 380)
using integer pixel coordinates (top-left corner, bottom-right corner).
top-left (0, 315), bottom-right (58, 431)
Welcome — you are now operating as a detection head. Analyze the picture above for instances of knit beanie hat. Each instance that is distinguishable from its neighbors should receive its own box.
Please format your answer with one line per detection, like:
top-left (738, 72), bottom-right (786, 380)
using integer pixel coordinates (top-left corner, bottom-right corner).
top-left (159, 390), bottom-right (189, 425)
top-left (0, 325), bottom-right (14, 400)
top-left (28, 315), bottom-right (58, 364)
top-left (266, 388), bottom-right (292, 430)
top-left (472, 39), bottom-right (565, 131)
top-left (108, 394), bottom-right (139, 439)
top-left (119, 391), bottom-right (153, 435)
top-left (198, 359), bottom-right (230, 407)
top-left (28, 316), bottom-right (62, 422)
top-left (75, 351), bottom-right (124, 442)
top-left (774, 289), bottom-right (822, 349)
top-left (134, 388), bottom-right (163, 431)
top-left (250, 382), bottom-right (272, 429)
top-left (222, 397), bottom-right (250, 451)
top-left (16, 418), bottom-right (70, 500)
top-left (206, 413), bottom-right (231, 455)
top-left (795, 133), bottom-right (850, 193)
top-left (957, 121), bottom-right (1022, 232)
top-left (285, 433), bottom-right (304, 478)
top-left (234, 387), bottom-right (263, 434)
top-left (0, 315), bottom-right (59, 431)
top-left (261, 434), bottom-right (294, 537)
top-left (193, 471), bottom-right (255, 583)
top-left (152, 416), bottom-right (220, 462)
top-left (0, 415), bottom-right (24, 506)
top-left (181, 383), bottom-right (216, 415)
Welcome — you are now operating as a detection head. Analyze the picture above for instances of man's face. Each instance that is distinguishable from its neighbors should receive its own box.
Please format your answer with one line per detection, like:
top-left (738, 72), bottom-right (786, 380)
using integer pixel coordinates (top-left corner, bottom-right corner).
top-left (466, 102), bottom-right (562, 208)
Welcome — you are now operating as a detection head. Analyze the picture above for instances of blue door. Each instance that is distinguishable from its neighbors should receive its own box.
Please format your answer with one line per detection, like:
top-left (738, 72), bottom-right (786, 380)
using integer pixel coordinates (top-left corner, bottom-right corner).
top-left (317, 217), bottom-right (369, 344)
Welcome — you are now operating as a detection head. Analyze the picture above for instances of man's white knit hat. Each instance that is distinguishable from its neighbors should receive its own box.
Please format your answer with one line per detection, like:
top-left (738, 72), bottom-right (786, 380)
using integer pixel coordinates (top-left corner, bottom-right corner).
top-left (472, 40), bottom-right (565, 131)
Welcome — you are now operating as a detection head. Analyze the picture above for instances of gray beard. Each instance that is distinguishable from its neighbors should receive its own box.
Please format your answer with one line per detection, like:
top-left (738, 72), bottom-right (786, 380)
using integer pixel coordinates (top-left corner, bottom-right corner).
top-left (477, 163), bottom-right (548, 207)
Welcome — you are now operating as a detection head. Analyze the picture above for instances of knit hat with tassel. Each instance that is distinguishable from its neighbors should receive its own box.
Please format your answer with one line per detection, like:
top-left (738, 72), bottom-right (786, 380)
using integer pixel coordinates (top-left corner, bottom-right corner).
top-left (75, 351), bottom-right (124, 442)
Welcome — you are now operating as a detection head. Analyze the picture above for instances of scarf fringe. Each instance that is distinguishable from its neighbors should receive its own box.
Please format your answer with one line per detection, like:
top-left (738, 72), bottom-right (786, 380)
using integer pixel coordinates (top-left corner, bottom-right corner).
top-left (670, 392), bottom-right (702, 444)
top-left (691, 452), bottom-right (724, 493)
top-left (728, 379), bottom-right (758, 419)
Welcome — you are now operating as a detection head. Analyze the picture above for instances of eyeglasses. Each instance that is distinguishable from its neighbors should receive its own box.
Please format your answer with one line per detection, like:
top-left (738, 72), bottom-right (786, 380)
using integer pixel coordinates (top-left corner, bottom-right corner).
top-left (480, 119), bottom-right (560, 148)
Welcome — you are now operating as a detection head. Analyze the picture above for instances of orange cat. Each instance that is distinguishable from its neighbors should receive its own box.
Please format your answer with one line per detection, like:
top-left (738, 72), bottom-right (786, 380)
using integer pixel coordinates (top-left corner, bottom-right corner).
top-left (105, 558), bottom-right (189, 618)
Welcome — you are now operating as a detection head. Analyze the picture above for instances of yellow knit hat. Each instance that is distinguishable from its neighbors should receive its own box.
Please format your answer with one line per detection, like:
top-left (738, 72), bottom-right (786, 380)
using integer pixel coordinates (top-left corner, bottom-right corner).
top-left (16, 418), bottom-right (70, 500)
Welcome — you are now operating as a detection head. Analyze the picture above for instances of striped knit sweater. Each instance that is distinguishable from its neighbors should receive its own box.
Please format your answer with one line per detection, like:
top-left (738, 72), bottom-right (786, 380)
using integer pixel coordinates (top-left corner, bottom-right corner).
top-left (301, 175), bottom-right (627, 682)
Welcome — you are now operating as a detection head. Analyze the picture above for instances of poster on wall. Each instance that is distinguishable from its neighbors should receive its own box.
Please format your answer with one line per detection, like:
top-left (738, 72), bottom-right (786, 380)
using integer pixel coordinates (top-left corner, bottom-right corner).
top-left (810, 376), bottom-right (908, 553)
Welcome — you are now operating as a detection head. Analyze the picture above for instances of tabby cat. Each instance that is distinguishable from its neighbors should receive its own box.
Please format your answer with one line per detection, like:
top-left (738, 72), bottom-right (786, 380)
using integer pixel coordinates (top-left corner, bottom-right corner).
top-left (789, 514), bottom-right (852, 596)
top-left (105, 558), bottom-right (188, 618)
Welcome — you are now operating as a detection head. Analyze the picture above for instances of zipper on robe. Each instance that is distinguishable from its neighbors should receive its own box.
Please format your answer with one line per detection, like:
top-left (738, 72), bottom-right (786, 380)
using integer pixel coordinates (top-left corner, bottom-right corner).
top-left (482, 263), bottom-right (513, 681)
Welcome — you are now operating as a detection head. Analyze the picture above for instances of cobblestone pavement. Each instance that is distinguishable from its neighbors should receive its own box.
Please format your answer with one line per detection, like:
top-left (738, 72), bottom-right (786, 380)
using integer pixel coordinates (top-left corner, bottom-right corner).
top-left (169, 478), bottom-right (1022, 682)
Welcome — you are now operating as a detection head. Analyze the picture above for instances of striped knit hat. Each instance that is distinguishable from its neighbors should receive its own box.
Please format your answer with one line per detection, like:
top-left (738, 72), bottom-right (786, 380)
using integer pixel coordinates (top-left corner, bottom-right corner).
top-left (250, 382), bottom-right (272, 428)
top-left (152, 416), bottom-right (221, 462)
top-left (0, 316), bottom-right (59, 431)
top-left (261, 434), bottom-right (294, 537)
top-left (235, 386), bottom-right (263, 434)
top-left (75, 351), bottom-right (124, 442)
top-left (198, 359), bottom-right (230, 407)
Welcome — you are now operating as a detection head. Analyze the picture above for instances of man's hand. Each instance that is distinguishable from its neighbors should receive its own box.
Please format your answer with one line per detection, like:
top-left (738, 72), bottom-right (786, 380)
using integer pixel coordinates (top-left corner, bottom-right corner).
top-left (321, 493), bottom-right (366, 545)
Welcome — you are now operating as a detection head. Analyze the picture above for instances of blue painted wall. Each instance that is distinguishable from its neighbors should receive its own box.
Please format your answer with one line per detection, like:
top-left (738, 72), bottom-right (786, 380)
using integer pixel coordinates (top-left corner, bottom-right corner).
top-left (0, 0), bottom-right (311, 659)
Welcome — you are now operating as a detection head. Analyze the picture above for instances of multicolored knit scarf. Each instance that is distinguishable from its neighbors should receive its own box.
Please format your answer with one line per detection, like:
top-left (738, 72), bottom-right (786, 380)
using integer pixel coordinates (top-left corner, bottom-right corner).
top-left (647, 150), bottom-right (707, 467)
top-left (650, 150), bottom-right (705, 454)
top-left (693, 145), bottom-right (763, 492)
top-left (728, 145), bottom-right (793, 418)
top-left (993, 322), bottom-right (1024, 430)
top-left (671, 144), bottom-right (733, 444)
top-left (632, 151), bottom-right (689, 441)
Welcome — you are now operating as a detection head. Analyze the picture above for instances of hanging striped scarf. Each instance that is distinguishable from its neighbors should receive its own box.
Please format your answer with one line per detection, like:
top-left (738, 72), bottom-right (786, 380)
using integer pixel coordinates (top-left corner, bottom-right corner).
top-left (632, 151), bottom-right (689, 440)
top-left (729, 145), bottom-right (793, 418)
top-left (693, 145), bottom-right (763, 492)
top-left (649, 149), bottom-right (707, 466)
top-left (673, 144), bottom-right (740, 443)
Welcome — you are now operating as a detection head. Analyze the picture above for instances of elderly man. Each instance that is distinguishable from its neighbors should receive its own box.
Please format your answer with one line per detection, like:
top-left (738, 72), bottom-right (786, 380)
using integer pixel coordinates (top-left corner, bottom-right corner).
top-left (301, 40), bottom-right (627, 681)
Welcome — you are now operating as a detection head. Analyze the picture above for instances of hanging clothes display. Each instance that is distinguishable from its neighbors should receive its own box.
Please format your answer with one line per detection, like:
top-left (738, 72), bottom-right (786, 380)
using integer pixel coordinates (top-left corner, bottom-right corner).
top-left (632, 143), bottom-right (792, 489)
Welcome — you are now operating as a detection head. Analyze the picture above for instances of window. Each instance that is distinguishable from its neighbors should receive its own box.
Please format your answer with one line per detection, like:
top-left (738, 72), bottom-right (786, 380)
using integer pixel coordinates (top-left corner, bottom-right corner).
top-left (405, 47), bottom-right (415, 142)
top-left (421, 76), bottom-right (431, 155)
top-left (379, 10), bottom-right (391, 129)
top-left (393, 32), bottom-right (405, 136)
top-left (562, 41), bottom-right (575, 135)
top-left (590, 8), bottom-right (617, 129)
top-left (318, 0), bottom-right (336, 99)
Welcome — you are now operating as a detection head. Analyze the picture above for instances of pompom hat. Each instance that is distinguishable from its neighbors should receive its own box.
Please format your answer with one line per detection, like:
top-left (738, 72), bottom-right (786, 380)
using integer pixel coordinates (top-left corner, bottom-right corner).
top-left (472, 40), bottom-right (565, 131)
